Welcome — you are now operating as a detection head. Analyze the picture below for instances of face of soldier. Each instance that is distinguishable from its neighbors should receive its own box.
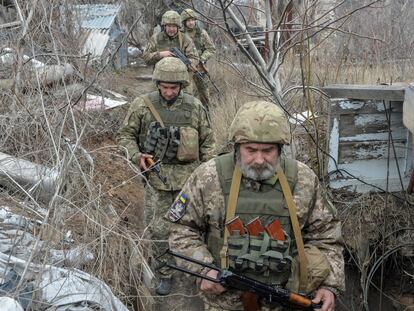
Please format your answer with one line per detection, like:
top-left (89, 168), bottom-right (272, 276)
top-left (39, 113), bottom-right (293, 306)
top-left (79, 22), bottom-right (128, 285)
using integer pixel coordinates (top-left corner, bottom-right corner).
top-left (237, 143), bottom-right (279, 181)
top-left (185, 18), bottom-right (196, 29)
top-left (158, 82), bottom-right (181, 104)
top-left (165, 24), bottom-right (179, 37)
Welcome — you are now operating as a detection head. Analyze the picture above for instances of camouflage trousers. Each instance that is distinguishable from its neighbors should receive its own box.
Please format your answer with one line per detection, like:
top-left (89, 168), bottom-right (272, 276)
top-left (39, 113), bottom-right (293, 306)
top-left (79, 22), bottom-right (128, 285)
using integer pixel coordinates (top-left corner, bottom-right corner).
top-left (144, 187), bottom-right (179, 277)
top-left (193, 74), bottom-right (210, 107)
top-left (144, 187), bottom-right (205, 311)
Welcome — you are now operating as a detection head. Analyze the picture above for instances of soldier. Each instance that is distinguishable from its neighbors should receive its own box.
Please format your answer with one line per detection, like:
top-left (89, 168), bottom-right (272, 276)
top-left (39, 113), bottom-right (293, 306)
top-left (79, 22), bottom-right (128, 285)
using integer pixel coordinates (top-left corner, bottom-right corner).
top-left (168, 101), bottom-right (345, 311)
top-left (143, 10), bottom-right (199, 93)
top-left (117, 57), bottom-right (215, 296)
top-left (181, 8), bottom-right (216, 107)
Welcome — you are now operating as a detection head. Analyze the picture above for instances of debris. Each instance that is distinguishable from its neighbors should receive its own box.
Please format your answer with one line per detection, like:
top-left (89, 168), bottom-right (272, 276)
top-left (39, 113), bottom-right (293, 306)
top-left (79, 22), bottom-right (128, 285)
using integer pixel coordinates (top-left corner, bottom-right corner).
top-left (0, 297), bottom-right (24, 311)
top-left (0, 152), bottom-right (60, 203)
top-left (128, 46), bottom-right (142, 57)
top-left (75, 94), bottom-right (127, 111)
top-left (136, 75), bottom-right (153, 81)
top-left (288, 110), bottom-right (317, 125)
top-left (0, 205), bottom-right (129, 310)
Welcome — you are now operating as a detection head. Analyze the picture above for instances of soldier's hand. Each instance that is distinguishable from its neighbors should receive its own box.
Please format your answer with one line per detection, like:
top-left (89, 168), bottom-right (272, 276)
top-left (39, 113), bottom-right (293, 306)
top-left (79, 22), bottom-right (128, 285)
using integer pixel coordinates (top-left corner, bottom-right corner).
top-left (312, 288), bottom-right (335, 311)
top-left (159, 50), bottom-right (174, 58)
top-left (200, 269), bottom-right (226, 295)
top-left (139, 154), bottom-right (153, 171)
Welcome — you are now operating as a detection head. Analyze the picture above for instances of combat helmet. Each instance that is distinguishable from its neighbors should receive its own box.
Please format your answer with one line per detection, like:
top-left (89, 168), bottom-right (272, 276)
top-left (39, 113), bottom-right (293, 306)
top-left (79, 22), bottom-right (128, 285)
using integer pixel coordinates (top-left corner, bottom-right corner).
top-left (181, 8), bottom-right (197, 23)
top-left (229, 101), bottom-right (291, 144)
top-left (152, 57), bottom-right (189, 87)
top-left (161, 10), bottom-right (181, 27)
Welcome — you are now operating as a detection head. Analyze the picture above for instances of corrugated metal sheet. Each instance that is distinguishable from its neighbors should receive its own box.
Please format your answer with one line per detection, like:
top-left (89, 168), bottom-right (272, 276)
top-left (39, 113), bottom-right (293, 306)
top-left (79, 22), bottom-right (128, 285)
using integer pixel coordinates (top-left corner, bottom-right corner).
top-left (82, 29), bottom-right (110, 57)
top-left (74, 4), bottom-right (120, 30)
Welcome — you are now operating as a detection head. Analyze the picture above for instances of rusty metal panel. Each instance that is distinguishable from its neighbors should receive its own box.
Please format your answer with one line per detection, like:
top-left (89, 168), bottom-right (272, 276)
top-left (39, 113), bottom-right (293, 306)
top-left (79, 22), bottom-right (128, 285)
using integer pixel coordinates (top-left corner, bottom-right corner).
top-left (327, 96), bottom-right (413, 193)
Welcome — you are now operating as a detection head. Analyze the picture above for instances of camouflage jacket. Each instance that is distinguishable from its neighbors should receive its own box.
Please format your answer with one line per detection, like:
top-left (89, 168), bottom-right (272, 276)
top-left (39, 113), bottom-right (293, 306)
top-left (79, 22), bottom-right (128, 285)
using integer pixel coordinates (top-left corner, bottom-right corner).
top-left (142, 31), bottom-right (199, 67)
top-left (182, 27), bottom-right (216, 62)
top-left (116, 91), bottom-right (215, 191)
top-left (168, 155), bottom-right (345, 310)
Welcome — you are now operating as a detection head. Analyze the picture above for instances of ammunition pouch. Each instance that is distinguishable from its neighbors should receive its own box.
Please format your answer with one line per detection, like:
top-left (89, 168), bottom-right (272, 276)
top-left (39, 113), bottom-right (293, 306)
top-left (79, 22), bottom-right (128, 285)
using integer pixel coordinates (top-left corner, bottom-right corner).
top-left (177, 127), bottom-right (199, 162)
top-left (286, 245), bottom-right (330, 294)
top-left (227, 232), bottom-right (292, 285)
top-left (143, 121), bottom-right (161, 154)
top-left (154, 126), bottom-right (180, 162)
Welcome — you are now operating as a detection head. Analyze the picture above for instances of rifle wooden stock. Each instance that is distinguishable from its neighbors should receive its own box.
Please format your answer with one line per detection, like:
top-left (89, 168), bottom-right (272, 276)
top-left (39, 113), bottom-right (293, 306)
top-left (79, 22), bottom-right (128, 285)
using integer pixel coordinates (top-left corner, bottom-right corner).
top-left (242, 291), bottom-right (260, 311)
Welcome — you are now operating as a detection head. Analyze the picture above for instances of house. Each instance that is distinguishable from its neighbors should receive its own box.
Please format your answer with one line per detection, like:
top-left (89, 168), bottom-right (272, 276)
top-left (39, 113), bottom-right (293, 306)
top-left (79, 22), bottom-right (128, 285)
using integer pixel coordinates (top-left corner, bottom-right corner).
top-left (70, 4), bottom-right (127, 69)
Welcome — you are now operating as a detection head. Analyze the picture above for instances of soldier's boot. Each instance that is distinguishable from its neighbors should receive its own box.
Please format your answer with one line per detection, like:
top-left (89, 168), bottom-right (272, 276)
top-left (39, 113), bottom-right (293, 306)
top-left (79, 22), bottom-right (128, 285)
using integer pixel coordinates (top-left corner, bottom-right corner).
top-left (155, 276), bottom-right (172, 295)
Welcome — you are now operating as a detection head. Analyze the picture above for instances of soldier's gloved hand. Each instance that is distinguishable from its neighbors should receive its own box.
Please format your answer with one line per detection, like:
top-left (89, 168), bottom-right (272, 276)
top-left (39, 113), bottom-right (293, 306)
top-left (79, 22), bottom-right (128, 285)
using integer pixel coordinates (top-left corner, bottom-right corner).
top-left (200, 269), bottom-right (226, 295)
top-left (139, 153), bottom-right (153, 171)
top-left (312, 288), bottom-right (335, 311)
top-left (159, 50), bottom-right (175, 58)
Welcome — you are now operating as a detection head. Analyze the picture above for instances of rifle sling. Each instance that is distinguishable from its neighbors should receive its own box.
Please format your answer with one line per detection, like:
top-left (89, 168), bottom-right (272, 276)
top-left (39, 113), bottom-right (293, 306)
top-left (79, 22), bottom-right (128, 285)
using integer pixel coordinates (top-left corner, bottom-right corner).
top-left (276, 167), bottom-right (308, 292)
top-left (220, 165), bottom-right (242, 269)
top-left (143, 95), bottom-right (165, 128)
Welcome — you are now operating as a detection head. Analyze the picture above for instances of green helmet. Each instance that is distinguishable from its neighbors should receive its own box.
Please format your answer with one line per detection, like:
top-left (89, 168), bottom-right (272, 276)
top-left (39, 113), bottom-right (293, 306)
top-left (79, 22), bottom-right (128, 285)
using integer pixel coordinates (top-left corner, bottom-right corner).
top-left (161, 10), bottom-right (181, 27)
top-left (229, 101), bottom-right (290, 144)
top-left (181, 8), bottom-right (197, 23)
top-left (152, 57), bottom-right (189, 87)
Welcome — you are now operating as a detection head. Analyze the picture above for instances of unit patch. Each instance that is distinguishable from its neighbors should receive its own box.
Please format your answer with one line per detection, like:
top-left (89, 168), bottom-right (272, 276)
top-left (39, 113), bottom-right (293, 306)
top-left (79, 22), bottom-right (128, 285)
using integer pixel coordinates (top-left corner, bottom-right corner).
top-left (169, 193), bottom-right (187, 222)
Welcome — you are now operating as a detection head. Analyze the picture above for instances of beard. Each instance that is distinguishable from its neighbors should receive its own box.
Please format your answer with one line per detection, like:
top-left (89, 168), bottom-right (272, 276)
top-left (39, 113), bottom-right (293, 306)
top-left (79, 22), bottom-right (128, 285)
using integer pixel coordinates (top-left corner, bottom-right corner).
top-left (236, 151), bottom-right (277, 181)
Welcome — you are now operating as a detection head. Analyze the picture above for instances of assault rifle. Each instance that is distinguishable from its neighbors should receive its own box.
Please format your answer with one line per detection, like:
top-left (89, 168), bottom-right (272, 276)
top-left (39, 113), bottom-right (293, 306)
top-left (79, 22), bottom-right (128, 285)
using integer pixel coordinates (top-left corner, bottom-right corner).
top-left (163, 250), bottom-right (322, 311)
top-left (145, 157), bottom-right (167, 184)
top-left (169, 47), bottom-right (220, 93)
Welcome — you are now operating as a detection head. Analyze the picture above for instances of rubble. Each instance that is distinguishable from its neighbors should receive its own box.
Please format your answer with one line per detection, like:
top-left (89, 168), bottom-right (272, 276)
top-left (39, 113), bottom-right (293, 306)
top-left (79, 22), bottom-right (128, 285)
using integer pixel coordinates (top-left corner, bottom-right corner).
top-left (0, 205), bottom-right (129, 310)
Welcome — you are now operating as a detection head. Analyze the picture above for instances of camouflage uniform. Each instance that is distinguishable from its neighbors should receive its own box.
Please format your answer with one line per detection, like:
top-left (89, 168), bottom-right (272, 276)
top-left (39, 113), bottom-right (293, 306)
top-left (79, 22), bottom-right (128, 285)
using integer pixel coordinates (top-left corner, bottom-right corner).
top-left (143, 11), bottom-right (199, 94)
top-left (117, 58), bottom-right (215, 280)
top-left (168, 101), bottom-right (345, 310)
top-left (181, 9), bottom-right (216, 107)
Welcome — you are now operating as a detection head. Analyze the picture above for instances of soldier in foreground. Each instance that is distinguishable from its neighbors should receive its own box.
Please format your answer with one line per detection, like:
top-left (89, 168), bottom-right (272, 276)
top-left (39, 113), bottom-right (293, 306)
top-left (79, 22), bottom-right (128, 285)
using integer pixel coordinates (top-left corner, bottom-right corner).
top-left (143, 10), bottom-right (199, 93)
top-left (181, 8), bottom-right (216, 107)
top-left (117, 57), bottom-right (215, 296)
top-left (168, 101), bottom-right (345, 310)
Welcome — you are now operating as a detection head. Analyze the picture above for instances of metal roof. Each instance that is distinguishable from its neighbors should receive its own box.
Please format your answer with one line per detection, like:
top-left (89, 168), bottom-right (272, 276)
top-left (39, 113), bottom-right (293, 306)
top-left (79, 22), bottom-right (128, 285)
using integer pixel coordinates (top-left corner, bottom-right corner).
top-left (74, 4), bottom-right (121, 30)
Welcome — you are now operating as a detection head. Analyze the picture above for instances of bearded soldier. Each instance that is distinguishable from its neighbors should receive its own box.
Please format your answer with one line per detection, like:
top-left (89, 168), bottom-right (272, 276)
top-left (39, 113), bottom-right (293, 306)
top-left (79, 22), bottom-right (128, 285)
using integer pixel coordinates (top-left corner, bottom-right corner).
top-left (168, 101), bottom-right (345, 311)
top-left (181, 8), bottom-right (216, 107)
top-left (143, 10), bottom-right (199, 93)
top-left (117, 57), bottom-right (215, 296)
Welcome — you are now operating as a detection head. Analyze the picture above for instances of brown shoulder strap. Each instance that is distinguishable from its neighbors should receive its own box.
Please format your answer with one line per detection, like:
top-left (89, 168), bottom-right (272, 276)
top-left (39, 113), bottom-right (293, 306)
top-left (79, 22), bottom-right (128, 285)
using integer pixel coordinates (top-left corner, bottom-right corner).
top-left (178, 31), bottom-right (184, 51)
top-left (143, 95), bottom-right (165, 128)
top-left (277, 167), bottom-right (308, 292)
top-left (220, 165), bottom-right (242, 268)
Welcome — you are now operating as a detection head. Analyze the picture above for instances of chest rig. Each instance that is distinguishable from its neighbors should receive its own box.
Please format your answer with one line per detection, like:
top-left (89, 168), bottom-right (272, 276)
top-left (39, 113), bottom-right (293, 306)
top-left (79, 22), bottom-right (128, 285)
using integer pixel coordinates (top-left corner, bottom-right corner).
top-left (186, 27), bottom-right (203, 52)
top-left (139, 91), bottom-right (196, 163)
top-left (156, 31), bottom-right (184, 52)
top-left (207, 152), bottom-right (298, 285)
